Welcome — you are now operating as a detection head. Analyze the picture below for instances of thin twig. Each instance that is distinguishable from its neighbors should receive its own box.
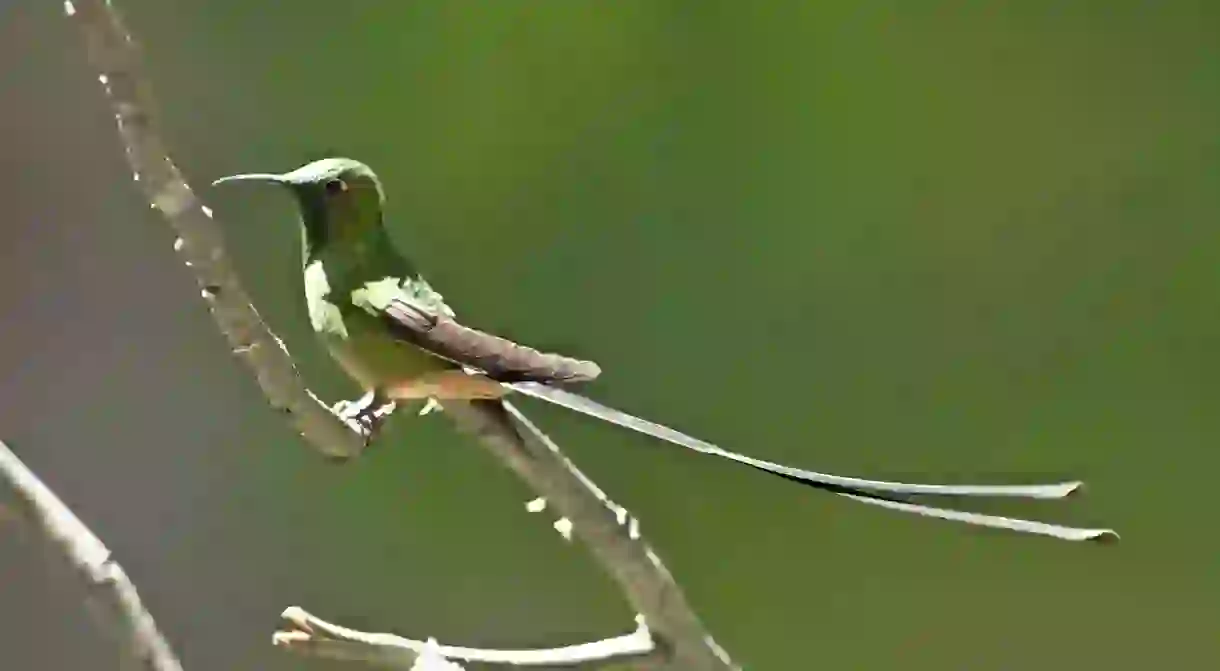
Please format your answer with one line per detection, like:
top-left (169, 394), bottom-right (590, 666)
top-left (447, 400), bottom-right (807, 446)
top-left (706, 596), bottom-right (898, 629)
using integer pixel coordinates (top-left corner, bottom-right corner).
top-left (65, 1), bottom-right (739, 669)
top-left (63, 0), bottom-right (365, 460)
top-left (0, 440), bottom-right (186, 671)
top-left (274, 606), bottom-right (656, 669)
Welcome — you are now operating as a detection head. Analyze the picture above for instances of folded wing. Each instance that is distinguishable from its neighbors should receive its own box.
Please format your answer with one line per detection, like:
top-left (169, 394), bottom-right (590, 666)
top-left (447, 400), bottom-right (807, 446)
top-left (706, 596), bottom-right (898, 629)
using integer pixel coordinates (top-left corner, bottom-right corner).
top-left (376, 293), bottom-right (602, 384)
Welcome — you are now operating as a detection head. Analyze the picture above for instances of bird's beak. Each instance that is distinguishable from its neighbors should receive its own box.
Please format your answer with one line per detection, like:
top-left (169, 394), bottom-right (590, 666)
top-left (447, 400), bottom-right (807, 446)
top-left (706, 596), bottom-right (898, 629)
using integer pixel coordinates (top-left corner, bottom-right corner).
top-left (210, 172), bottom-right (289, 187)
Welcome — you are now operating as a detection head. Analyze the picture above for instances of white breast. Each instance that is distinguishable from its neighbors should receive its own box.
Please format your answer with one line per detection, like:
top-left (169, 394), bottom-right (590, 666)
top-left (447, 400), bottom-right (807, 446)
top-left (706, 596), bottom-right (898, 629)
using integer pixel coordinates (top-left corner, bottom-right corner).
top-left (303, 260), bottom-right (348, 337)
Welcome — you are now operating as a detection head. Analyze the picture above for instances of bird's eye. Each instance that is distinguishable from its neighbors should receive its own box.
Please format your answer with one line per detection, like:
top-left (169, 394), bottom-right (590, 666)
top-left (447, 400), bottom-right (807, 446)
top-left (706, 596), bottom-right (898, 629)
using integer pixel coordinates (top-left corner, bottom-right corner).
top-left (324, 178), bottom-right (347, 194)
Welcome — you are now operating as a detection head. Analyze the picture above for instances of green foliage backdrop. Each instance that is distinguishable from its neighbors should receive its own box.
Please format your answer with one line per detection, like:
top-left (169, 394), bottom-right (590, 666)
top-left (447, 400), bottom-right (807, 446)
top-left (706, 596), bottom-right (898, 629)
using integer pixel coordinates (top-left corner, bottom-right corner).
top-left (2, 2), bottom-right (1217, 668)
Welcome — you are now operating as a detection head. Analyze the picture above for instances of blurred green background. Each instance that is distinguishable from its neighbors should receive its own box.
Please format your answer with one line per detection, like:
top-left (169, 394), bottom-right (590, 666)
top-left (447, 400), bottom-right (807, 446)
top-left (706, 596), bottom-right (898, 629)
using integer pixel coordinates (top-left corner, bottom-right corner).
top-left (2, 1), bottom-right (1218, 669)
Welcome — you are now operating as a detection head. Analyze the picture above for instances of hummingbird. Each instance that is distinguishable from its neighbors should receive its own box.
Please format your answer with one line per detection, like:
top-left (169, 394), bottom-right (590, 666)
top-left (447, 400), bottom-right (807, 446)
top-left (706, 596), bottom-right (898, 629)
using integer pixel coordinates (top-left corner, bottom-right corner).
top-left (212, 157), bottom-right (1117, 543)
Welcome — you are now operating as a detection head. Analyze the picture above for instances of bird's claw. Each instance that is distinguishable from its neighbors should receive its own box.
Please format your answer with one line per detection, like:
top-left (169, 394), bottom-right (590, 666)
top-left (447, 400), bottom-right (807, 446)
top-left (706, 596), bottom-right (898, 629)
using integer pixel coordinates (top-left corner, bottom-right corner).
top-left (332, 391), bottom-right (397, 443)
top-left (418, 398), bottom-right (442, 416)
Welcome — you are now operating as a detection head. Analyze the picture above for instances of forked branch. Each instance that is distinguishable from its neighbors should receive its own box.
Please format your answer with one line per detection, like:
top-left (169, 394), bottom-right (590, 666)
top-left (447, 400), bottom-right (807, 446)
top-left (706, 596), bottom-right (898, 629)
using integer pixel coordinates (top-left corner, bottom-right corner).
top-left (65, 0), bottom-right (738, 668)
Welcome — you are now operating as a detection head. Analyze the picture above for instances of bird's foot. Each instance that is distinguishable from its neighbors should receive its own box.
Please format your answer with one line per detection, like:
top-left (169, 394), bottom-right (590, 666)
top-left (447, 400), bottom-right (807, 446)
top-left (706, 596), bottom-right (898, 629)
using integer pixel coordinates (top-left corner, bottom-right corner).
top-left (332, 391), bottom-right (397, 443)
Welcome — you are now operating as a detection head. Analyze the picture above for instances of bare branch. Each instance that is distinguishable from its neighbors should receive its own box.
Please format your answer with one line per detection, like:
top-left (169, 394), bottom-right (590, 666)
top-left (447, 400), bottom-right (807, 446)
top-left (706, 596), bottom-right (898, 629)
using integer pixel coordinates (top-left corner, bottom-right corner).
top-left (274, 606), bottom-right (657, 669)
top-left (63, 0), bottom-right (365, 460)
top-left (0, 440), bottom-right (186, 671)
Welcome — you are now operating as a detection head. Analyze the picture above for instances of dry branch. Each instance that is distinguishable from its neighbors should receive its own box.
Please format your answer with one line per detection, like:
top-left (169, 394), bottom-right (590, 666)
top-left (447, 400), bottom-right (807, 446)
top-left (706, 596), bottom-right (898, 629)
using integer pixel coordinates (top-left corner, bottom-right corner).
top-left (274, 607), bottom-right (656, 669)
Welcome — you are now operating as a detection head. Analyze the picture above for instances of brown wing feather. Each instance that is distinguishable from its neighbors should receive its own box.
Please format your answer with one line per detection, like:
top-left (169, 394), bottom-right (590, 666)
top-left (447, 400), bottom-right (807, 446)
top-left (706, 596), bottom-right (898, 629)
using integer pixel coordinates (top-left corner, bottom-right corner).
top-left (380, 296), bottom-right (602, 385)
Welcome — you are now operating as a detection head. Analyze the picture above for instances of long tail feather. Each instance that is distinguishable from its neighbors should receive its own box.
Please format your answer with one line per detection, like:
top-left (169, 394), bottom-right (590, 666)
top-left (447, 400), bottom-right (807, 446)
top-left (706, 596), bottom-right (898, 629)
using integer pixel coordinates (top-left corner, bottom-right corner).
top-left (508, 382), bottom-right (1080, 499)
top-left (835, 491), bottom-right (1118, 542)
top-left (504, 382), bottom-right (1117, 542)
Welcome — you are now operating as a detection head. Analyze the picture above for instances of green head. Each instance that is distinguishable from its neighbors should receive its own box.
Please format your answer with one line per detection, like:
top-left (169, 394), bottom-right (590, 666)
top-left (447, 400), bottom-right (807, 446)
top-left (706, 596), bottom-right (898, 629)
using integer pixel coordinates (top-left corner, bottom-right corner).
top-left (213, 157), bottom-right (387, 256)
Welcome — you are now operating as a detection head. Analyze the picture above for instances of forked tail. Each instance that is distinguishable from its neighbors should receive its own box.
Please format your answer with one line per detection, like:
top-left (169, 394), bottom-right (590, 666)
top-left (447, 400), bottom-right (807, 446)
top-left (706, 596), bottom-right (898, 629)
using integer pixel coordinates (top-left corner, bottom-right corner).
top-left (505, 382), bottom-right (1118, 543)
